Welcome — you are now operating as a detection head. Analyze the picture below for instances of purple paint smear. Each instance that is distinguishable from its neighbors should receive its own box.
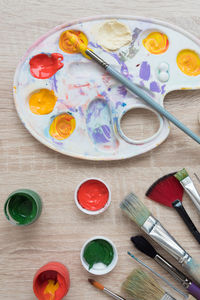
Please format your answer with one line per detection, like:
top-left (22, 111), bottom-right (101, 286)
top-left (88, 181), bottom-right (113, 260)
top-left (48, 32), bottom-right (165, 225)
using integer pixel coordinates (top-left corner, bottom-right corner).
top-left (115, 101), bottom-right (123, 109)
top-left (118, 85), bottom-right (127, 97)
top-left (150, 81), bottom-right (161, 93)
top-left (101, 91), bottom-right (110, 102)
top-left (78, 106), bottom-right (84, 117)
top-left (50, 75), bottom-right (58, 92)
top-left (86, 100), bottom-right (106, 124)
top-left (161, 84), bottom-right (166, 95)
top-left (139, 61), bottom-right (150, 81)
top-left (92, 125), bottom-right (111, 143)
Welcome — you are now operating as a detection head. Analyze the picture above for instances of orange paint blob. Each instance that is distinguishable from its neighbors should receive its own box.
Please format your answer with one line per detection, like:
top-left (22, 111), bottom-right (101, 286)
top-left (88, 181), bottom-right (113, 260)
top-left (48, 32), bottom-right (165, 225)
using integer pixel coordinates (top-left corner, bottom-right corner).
top-left (44, 280), bottom-right (59, 300)
top-left (177, 49), bottom-right (200, 76)
top-left (49, 113), bottom-right (76, 140)
top-left (143, 32), bottom-right (169, 54)
top-left (59, 30), bottom-right (88, 53)
top-left (59, 30), bottom-right (90, 59)
top-left (29, 89), bottom-right (57, 115)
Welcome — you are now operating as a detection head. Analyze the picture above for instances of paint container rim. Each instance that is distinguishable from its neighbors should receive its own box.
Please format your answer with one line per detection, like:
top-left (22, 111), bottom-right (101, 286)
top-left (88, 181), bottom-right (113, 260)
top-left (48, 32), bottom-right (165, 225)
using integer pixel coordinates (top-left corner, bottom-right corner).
top-left (33, 261), bottom-right (70, 300)
top-left (80, 235), bottom-right (118, 275)
top-left (74, 177), bottom-right (111, 215)
top-left (4, 188), bottom-right (42, 226)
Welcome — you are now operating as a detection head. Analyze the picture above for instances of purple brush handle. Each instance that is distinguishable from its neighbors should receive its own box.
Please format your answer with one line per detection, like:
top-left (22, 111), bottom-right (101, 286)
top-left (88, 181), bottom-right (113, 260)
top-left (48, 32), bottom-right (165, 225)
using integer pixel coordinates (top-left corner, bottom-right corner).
top-left (188, 282), bottom-right (200, 300)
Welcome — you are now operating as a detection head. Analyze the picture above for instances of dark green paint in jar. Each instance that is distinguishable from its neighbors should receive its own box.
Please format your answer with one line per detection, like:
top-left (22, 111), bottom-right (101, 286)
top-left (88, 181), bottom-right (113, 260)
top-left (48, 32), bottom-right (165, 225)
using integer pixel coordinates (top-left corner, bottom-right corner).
top-left (4, 189), bottom-right (42, 226)
top-left (83, 239), bottom-right (114, 269)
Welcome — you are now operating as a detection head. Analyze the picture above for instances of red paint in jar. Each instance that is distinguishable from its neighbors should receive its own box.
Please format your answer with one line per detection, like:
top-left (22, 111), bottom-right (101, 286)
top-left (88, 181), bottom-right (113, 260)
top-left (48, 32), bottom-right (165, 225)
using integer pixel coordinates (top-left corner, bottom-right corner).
top-left (33, 262), bottom-right (70, 300)
top-left (77, 179), bottom-right (109, 211)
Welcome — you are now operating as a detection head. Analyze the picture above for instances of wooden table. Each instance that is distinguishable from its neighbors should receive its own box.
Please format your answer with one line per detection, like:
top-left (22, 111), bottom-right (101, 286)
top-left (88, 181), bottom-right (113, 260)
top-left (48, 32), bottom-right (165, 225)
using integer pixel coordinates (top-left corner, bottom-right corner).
top-left (0, 1), bottom-right (200, 299)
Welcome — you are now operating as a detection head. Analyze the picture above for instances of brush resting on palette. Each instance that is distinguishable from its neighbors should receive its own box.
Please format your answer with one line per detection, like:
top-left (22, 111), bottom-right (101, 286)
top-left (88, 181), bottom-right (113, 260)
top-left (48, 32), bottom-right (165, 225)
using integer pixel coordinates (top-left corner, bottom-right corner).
top-left (64, 30), bottom-right (200, 144)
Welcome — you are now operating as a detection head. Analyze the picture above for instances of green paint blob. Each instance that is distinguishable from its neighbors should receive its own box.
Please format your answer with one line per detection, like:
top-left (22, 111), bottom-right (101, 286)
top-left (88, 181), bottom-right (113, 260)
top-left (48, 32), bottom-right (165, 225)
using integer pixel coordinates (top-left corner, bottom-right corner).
top-left (83, 239), bottom-right (114, 270)
top-left (4, 189), bottom-right (42, 226)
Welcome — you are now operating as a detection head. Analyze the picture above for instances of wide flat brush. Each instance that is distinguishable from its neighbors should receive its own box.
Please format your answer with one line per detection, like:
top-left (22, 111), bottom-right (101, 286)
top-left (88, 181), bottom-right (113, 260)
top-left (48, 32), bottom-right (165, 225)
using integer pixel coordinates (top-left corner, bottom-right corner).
top-left (88, 278), bottom-right (126, 300)
top-left (175, 169), bottom-right (200, 214)
top-left (122, 268), bottom-right (176, 300)
top-left (127, 251), bottom-right (188, 298)
top-left (146, 173), bottom-right (200, 244)
top-left (131, 235), bottom-right (200, 299)
top-left (120, 192), bottom-right (200, 284)
top-left (64, 30), bottom-right (200, 144)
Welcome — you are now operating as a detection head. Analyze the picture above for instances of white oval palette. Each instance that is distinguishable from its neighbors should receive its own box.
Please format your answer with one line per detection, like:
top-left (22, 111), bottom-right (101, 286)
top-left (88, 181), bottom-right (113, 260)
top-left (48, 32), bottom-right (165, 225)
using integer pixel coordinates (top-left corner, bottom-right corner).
top-left (14, 16), bottom-right (200, 160)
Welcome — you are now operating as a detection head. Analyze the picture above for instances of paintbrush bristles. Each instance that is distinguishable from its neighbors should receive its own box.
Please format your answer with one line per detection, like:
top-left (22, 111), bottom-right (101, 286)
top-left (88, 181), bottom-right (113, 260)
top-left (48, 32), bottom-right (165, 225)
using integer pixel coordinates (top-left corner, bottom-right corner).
top-left (122, 268), bottom-right (165, 300)
top-left (120, 193), bottom-right (151, 227)
top-left (174, 169), bottom-right (189, 181)
top-left (88, 279), bottom-right (104, 290)
top-left (131, 235), bottom-right (157, 259)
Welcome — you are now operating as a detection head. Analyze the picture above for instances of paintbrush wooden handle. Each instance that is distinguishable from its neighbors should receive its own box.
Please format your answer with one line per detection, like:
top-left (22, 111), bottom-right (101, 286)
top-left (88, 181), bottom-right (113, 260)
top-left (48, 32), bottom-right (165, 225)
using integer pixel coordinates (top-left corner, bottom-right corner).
top-left (172, 200), bottom-right (200, 244)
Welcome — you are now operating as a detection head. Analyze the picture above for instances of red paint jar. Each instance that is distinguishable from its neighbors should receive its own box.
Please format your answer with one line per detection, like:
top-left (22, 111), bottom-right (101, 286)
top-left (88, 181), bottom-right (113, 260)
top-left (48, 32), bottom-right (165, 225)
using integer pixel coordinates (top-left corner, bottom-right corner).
top-left (74, 178), bottom-right (111, 215)
top-left (33, 262), bottom-right (70, 300)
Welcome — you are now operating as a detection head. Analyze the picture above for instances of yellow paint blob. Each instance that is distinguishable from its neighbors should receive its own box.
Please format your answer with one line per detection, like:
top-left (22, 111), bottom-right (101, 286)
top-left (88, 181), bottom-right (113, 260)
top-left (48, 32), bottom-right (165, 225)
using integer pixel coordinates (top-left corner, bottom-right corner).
top-left (177, 49), bottom-right (200, 76)
top-left (29, 89), bottom-right (57, 115)
top-left (44, 279), bottom-right (59, 300)
top-left (143, 32), bottom-right (169, 54)
top-left (59, 30), bottom-right (90, 59)
top-left (49, 113), bottom-right (76, 140)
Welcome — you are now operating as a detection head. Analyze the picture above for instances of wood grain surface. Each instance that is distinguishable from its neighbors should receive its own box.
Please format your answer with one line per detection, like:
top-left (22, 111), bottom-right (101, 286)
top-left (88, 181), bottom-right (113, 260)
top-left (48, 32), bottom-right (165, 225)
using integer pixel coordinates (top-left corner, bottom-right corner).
top-left (0, 1), bottom-right (200, 299)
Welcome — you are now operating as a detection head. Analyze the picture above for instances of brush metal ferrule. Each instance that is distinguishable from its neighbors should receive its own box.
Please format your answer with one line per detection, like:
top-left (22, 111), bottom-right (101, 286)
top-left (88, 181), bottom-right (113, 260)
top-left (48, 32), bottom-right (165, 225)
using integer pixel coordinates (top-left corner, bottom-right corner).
top-left (161, 293), bottom-right (176, 300)
top-left (104, 288), bottom-right (126, 300)
top-left (85, 49), bottom-right (109, 69)
top-left (181, 177), bottom-right (200, 213)
top-left (141, 216), bottom-right (191, 264)
top-left (154, 254), bottom-right (190, 288)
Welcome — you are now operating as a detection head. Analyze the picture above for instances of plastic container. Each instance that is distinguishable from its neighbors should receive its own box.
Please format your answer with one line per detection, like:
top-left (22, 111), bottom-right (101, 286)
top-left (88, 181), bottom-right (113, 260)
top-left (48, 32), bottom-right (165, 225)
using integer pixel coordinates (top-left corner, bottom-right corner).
top-left (80, 236), bottom-right (118, 275)
top-left (4, 189), bottom-right (42, 226)
top-left (33, 262), bottom-right (70, 300)
top-left (74, 178), bottom-right (111, 215)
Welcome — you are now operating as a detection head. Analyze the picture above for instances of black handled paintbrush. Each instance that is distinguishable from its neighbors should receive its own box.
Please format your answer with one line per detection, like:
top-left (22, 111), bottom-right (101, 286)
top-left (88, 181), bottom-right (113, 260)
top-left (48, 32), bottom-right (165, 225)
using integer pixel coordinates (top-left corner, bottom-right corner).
top-left (131, 235), bottom-right (200, 300)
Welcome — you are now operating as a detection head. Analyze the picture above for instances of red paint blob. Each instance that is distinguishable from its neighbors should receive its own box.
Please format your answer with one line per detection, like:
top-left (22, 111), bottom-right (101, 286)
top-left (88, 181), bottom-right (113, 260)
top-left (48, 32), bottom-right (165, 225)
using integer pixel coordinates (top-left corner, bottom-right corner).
top-left (29, 53), bottom-right (64, 79)
top-left (77, 179), bottom-right (109, 211)
top-left (33, 262), bottom-right (70, 300)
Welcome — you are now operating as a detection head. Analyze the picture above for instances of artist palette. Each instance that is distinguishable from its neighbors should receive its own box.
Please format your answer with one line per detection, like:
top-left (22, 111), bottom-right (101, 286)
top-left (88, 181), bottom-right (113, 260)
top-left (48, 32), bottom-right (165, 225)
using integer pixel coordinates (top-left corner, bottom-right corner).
top-left (14, 16), bottom-right (200, 160)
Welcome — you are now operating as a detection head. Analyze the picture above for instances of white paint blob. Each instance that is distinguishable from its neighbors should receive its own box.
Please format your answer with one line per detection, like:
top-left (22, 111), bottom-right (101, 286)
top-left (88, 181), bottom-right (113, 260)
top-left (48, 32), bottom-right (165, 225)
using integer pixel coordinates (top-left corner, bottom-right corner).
top-left (157, 62), bottom-right (169, 82)
top-left (159, 62), bottom-right (169, 72)
top-left (159, 71), bottom-right (169, 82)
top-left (92, 20), bottom-right (132, 51)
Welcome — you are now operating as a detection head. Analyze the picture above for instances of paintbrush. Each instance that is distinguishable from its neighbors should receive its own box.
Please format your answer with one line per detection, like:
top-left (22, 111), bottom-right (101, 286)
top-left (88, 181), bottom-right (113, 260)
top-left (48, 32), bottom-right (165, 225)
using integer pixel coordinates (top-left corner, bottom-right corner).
top-left (175, 169), bottom-right (200, 214)
top-left (127, 251), bottom-right (188, 298)
top-left (122, 268), bottom-right (177, 300)
top-left (194, 173), bottom-right (200, 184)
top-left (146, 173), bottom-right (200, 244)
top-left (131, 235), bottom-right (200, 299)
top-left (64, 30), bottom-right (200, 144)
top-left (88, 279), bottom-right (126, 300)
top-left (120, 192), bottom-right (200, 284)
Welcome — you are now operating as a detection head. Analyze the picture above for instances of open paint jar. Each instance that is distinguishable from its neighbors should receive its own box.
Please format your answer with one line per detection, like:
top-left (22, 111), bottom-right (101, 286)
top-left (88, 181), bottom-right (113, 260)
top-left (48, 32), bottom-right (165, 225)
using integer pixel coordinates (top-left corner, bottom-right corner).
top-left (4, 189), bottom-right (42, 226)
top-left (74, 178), bottom-right (111, 215)
top-left (33, 262), bottom-right (70, 300)
top-left (80, 236), bottom-right (118, 275)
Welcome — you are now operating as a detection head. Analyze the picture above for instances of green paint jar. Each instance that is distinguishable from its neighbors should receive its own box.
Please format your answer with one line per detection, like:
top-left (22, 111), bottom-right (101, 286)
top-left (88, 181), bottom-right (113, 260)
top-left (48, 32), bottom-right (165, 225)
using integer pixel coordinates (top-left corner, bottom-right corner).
top-left (4, 189), bottom-right (42, 226)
